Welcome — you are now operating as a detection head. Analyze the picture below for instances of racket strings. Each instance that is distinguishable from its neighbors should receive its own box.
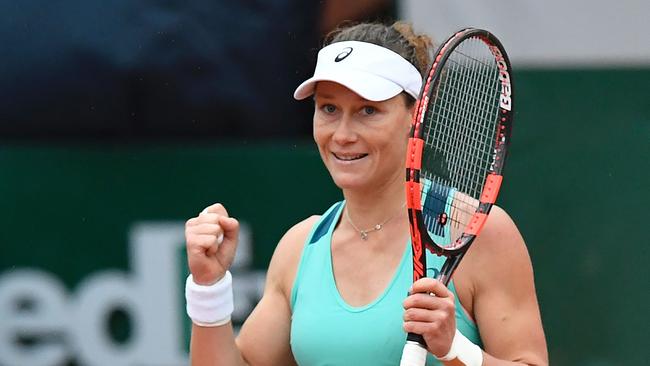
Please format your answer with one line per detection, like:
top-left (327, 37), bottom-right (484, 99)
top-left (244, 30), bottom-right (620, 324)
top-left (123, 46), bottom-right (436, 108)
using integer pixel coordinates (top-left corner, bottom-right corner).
top-left (427, 86), bottom-right (497, 195)
top-left (421, 177), bottom-right (479, 216)
top-left (420, 182), bottom-right (479, 220)
top-left (447, 57), bottom-right (502, 104)
top-left (438, 40), bottom-right (500, 192)
top-left (420, 37), bottom-right (502, 244)
top-left (428, 37), bottom-right (500, 190)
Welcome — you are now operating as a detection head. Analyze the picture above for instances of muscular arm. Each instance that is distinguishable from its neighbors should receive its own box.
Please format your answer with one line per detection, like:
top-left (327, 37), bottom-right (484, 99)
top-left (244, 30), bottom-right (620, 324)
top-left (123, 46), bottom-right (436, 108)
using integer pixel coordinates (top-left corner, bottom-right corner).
top-left (238, 216), bottom-right (319, 365)
top-left (189, 216), bottom-right (318, 366)
top-left (190, 324), bottom-right (247, 366)
top-left (462, 206), bottom-right (548, 366)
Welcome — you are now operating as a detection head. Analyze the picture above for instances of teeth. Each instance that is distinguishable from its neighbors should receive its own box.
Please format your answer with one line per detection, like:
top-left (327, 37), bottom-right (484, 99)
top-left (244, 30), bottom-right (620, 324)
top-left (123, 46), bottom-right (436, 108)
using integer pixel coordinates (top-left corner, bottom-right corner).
top-left (334, 153), bottom-right (366, 161)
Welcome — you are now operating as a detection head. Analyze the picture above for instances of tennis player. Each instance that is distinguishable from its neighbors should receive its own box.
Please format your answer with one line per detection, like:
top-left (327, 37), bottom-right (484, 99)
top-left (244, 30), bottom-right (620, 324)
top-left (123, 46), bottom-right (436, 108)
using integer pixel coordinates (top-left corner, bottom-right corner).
top-left (184, 22), bottom-right (548, 366)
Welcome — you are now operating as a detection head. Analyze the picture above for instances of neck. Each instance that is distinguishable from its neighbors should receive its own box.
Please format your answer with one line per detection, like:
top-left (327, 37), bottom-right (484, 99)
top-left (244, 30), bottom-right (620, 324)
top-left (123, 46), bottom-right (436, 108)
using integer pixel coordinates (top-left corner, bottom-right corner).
top-left (342, 173), bottom-right (406, 230)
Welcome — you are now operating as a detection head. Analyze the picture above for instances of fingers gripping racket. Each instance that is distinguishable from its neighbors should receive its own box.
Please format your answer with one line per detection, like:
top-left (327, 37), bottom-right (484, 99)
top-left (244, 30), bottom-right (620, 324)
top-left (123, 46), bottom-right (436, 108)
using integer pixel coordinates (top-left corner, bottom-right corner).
top-left (400, 28), bottom-right (514, 365)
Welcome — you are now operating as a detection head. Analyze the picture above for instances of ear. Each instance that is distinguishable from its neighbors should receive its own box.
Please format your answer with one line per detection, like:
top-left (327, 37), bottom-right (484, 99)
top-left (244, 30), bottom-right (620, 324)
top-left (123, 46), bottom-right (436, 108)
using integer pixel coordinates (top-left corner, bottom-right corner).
top-left (410, 102), bottom-right (418, 119)
top-left (400, 106), bottom-right (413, 138)
top-left (407, 102), bottom-right (418, 125)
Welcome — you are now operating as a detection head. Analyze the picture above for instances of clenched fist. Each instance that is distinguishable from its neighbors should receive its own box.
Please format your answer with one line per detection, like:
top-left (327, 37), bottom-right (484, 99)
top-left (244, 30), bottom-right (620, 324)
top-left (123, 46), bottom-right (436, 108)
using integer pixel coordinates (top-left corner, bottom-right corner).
top-left (185, 203), bottom-right (239, 285)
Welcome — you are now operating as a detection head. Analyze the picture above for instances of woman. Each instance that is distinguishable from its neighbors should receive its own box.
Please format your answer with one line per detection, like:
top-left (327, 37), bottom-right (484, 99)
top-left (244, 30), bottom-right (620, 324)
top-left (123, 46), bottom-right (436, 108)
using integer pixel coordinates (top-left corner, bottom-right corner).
top-left (184, 22), bottom-right (548, 366)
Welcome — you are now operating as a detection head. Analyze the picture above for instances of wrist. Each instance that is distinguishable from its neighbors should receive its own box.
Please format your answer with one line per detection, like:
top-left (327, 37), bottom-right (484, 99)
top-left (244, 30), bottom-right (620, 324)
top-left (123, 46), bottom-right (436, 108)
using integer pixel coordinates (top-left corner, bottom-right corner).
top-left (185, 271), bottom-right (234, 327)
top-left (436, 329), bottom-right (483, 366)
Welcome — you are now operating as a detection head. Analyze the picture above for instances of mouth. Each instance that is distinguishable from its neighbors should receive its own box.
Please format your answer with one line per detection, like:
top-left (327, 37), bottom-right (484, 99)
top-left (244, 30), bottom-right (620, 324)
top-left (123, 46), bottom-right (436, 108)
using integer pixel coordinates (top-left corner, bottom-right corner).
top-left (332, 152), bottom-right (368, 162)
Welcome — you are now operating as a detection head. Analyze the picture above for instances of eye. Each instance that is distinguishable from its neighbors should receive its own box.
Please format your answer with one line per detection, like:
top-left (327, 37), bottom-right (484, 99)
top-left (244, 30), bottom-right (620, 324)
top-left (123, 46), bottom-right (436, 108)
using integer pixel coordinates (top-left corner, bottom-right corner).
top-left (322, 104), bottom-right (337, 114)
top-left (361, 106), bottom-right (376, 116)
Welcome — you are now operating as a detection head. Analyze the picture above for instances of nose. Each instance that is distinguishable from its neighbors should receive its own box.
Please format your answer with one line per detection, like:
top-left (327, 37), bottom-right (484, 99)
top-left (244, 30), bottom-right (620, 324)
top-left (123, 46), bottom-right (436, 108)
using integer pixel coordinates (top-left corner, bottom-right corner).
top-left (332, 114), bottom-right (357, 145)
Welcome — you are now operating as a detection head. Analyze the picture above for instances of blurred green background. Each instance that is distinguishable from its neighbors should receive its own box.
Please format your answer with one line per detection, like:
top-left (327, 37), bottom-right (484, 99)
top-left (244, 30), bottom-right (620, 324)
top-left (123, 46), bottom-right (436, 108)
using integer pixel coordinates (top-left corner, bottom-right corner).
top-left (1, 1), bottom-right (649, 365)
top-left (2, 67), bottom-right (648, 366)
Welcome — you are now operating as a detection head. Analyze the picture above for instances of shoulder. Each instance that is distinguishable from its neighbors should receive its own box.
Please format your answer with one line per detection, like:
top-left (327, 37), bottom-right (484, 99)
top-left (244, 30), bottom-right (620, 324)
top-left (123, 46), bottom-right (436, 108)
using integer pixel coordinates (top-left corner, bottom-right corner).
top-left (475, 205), bottom-right (524, 253)
top-left (266, 215), bottom-right (321, 297)
top-left (463, 205), bottom-right (535, 293)
top-left (460, 207), bottom-right (548, 364)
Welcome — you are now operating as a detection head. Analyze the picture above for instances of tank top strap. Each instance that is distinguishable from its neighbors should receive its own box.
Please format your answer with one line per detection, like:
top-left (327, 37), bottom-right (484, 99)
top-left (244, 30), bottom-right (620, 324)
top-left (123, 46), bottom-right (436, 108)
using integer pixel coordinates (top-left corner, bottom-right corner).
top-left (290, 201), bottom-right (344, 309)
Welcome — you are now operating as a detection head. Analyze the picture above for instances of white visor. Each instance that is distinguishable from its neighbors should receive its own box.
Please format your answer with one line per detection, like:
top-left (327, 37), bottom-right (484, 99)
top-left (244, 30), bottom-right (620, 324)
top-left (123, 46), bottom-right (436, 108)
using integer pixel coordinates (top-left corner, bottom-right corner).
top-left (293, 41), bottom-right (422, 102)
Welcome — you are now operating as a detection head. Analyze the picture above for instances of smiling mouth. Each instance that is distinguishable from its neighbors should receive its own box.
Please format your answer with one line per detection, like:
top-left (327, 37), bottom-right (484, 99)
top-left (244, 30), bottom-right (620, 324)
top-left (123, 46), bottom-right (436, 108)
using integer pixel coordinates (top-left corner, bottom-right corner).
top-left (332, 153), bottom-right (368, 161)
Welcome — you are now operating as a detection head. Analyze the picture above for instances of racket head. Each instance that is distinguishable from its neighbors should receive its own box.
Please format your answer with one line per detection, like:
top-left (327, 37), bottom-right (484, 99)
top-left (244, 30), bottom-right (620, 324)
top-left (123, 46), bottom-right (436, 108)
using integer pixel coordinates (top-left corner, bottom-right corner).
top-left (405, 28), bottom-right (514, 281)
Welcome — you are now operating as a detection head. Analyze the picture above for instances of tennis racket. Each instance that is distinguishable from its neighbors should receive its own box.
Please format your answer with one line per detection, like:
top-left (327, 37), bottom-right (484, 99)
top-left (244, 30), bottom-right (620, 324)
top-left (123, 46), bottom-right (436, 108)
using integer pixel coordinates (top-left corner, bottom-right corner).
top-left (399, 28), bottom-right (514, 365)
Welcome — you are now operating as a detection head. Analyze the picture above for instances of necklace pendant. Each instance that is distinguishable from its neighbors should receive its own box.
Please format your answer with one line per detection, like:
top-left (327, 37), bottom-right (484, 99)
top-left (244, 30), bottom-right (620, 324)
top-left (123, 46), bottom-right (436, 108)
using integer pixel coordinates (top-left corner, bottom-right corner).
top-left (360, 231), bottom-right (368, 240)
top-left (375, 224), bottom-right (382, 230)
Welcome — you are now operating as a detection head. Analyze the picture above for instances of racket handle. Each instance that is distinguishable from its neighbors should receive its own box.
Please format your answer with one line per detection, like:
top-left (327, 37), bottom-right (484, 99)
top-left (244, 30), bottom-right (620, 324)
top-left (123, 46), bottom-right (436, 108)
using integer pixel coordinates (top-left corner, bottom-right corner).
top-left (406, 332), bottom-right (426, 344)
top-left (400, 340), bottom-right (428, 366)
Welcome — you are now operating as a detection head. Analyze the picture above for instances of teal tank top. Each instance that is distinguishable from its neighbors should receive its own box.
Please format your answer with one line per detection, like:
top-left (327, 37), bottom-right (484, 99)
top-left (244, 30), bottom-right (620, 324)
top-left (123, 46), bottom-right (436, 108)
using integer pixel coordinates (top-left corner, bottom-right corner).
top-left (290, 201), bottom-right (482, 366)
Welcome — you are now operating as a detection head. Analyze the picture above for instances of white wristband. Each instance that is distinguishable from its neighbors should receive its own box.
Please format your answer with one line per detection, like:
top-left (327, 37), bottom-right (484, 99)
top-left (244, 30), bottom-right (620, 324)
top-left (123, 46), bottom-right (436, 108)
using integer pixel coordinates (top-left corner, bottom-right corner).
top-left (436, 329), bottom-right (483, 366)
top-left (185, 271), bottom-right (234, 327)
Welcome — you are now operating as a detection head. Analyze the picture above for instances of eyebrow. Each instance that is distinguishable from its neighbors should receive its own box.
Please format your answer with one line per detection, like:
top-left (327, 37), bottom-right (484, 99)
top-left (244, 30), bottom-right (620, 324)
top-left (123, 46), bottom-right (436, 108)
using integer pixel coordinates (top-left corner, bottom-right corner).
top-left (314, 92), bottom-right (336, 100)
top-left (314, 92), bottom-right (369, 103)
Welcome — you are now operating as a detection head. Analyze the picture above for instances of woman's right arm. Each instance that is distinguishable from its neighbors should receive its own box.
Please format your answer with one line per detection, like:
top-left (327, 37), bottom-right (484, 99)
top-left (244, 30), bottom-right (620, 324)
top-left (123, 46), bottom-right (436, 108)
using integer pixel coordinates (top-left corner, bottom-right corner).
top-left (186, 203), bottom-right (317, 366)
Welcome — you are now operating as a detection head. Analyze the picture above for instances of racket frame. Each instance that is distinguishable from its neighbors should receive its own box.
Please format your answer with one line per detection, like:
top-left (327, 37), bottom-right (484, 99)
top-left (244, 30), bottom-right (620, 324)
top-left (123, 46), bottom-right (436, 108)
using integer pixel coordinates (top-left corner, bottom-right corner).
top-left (405, 27), bottom-right (514, 286)
top-left (401, 29), bottom-right (514, 362)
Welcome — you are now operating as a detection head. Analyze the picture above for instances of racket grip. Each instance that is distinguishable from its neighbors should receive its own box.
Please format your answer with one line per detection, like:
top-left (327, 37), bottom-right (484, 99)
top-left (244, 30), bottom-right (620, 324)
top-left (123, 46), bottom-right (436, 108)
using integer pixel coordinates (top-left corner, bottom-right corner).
top-left (407, 332), bottom-right (426, 344)
top-left (400, 340), bottom-right (428, 366)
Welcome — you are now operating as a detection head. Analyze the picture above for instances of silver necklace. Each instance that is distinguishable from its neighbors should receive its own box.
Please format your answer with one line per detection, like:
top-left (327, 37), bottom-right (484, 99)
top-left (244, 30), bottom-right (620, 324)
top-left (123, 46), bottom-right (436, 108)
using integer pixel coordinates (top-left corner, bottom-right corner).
top-left (344, 202), bottom-right (406, 240)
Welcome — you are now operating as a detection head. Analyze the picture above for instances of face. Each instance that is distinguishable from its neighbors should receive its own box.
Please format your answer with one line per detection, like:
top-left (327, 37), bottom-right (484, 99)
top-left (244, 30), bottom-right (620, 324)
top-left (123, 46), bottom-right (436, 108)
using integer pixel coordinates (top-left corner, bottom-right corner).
top-left (313, 81), bottom-right (414, 192)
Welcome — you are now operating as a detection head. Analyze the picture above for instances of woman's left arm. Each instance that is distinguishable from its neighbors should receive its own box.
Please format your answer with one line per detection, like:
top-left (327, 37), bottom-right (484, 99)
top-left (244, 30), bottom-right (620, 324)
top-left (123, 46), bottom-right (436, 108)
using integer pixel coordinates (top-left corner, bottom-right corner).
top-left (467, 205), bottom-right (548, 366)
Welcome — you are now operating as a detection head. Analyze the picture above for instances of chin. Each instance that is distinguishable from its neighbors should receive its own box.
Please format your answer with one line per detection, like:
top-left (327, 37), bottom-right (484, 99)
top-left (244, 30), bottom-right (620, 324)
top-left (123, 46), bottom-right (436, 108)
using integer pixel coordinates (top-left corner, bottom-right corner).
top-left (329, 173), bottom-right (367, 191)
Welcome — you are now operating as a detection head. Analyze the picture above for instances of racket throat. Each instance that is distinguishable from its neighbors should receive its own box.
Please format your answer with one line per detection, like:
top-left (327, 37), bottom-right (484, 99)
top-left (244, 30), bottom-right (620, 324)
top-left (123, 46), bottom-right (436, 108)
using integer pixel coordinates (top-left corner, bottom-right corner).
top-left (438, 252), bottom-right (466, 286)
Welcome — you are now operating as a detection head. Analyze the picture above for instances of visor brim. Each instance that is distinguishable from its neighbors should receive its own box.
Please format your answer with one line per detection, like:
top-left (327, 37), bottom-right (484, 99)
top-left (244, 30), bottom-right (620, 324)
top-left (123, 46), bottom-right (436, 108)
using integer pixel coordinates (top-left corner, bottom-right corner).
top-left (293, 69), bottom-right (404, 102)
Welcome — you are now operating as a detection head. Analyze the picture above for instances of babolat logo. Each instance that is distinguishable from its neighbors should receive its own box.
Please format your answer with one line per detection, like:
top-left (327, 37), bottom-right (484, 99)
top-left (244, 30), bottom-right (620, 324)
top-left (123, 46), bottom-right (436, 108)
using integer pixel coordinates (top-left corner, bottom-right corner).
top-left (334, 47), bottom-right (353, 62)
top-left (490, 45), bottom-right (512, 111)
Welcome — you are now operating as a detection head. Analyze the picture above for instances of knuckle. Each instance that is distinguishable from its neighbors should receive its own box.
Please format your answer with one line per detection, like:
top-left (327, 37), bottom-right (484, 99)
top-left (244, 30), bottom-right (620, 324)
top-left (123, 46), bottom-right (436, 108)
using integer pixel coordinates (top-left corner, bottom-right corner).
top-left (416, 294), bottom-right (431, 307)
top-left (186, 233), bottom-right (199, 246)
top-left (420, 277), bottom-right (435, 287)
top-left (185, 217), bottom-right (196, 227)
top-left (403, 308), bottom-right (413, 321)
top-left (188, 247), bottom-right (205, 257)
top-left (211, 203), bottom-right (227, 215)
top-left (442, 296), bottom-right (455, 309)
top-left (438, 312), bottom-right (449, 322)
top-left (429, 321), bottom-right (441, 332)
top-left (186, 225), bottom-right (202, 238)
top-left (429, 278), bottom-right (441, 289)
top-left (199, 222), bottom-right (218, 234)
top-left (199, 223), bottom-right (220, 236)
top-left (200, 213), bottom-right (217, 223)
top-left (414, 277), bottom-right (430, 288)
top-left (403, 322), bottom-right (413, 333)
top-left (409, 297), bottom-right (421, 309)
top-left (212, 224), bottom-right (224, 235)
top-left (201, 235), bottom-right (218, 247)
top-left (447, 290), bottom-right (455, 301)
